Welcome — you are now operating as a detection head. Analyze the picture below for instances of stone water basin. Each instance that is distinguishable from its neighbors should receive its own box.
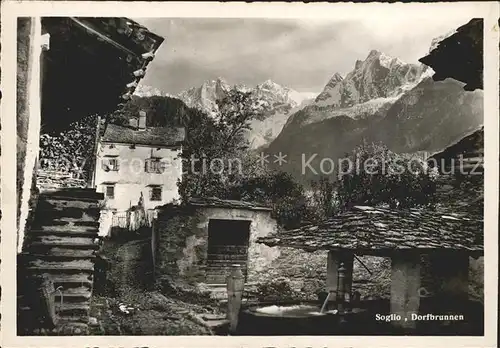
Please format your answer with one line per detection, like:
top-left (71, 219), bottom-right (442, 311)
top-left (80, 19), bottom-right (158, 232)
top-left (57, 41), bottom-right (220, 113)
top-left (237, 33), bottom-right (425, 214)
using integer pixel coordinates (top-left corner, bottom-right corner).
top-left (238, 302), bottom-right (369, 335)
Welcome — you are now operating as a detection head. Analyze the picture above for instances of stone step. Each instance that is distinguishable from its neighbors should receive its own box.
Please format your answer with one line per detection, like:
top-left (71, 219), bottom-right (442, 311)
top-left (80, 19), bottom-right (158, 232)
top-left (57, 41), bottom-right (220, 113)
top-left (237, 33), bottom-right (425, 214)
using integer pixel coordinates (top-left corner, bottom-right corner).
top-left (56, 302), bottom-right (90, 317)
top-left (56, 315), bottom-right (91, 324)
top-left (33, 224), bottom-right (99, 233)
top-left (32, 220), bottom-right (100, 229)
top-left (29, 229), bottom-right (98, 238)
top-left (22, 251), bottom-right (96, 261)
top-left (45, 273), bottom-right (93, 288)
top-left (29, 241), bottom-right (100, 251)
top-left (40, 188), bottom-right (104, 201)
top-left (27, 259), bottom-right (94, 273)
top-left (38, 197), bottom-right (100, 210)
top-left (29, 235), bottom-right (98, 246)
top-left (206, 254), bottom-right (248, 261)
top-left (205, 267), bottom-right (247, 274)
top-left (205, 264), bottom-right (248, 269)
top-left (33, 208), bottom-right (100, 223)
top-left (54, 287), bottom-right (92, 301)
top-left (206, 276), bottom-right (229, 285)
top-left (43, 248), bottom-right (96, 258)
top-left (206, 258), bottom-right (248, 264)
top-left (55, 322), bottom-right (90, 335)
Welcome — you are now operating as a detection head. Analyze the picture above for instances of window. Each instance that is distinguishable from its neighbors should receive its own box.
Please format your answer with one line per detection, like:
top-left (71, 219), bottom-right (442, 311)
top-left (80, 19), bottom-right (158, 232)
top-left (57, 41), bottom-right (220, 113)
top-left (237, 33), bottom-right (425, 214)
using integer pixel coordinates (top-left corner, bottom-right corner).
top-left (102, 156), bottom-right (119, 171)
top-left (150, 186), bottom-right (162, 201)
top-left (145, 158), bottom-right (163, 174)
top-left (105, 185), bottom-right (115, 199)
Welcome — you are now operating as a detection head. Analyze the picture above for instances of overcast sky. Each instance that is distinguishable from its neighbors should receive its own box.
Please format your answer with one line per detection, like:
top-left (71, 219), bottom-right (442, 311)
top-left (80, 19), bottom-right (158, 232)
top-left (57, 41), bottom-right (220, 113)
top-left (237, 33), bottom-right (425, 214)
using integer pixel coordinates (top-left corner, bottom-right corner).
top-left (135, 16), bottom-right (473, 95)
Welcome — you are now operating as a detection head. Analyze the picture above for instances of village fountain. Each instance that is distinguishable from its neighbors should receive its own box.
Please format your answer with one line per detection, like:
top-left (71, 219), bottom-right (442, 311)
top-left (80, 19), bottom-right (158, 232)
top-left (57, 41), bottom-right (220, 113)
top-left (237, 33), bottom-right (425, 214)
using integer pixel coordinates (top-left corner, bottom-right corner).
top-left (236, 263), bottom-right (376, 335)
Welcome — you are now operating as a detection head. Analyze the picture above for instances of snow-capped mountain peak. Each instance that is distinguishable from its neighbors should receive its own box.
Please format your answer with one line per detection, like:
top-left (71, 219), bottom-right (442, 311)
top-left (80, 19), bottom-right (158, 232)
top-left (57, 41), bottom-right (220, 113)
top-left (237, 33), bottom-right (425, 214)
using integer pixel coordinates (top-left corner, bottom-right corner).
top-left (133, 84), bottom-right (167, 97)
top-left (176, 78), bottom-right (317, 148)
top-left (315, 49), bottom-right (424, 108)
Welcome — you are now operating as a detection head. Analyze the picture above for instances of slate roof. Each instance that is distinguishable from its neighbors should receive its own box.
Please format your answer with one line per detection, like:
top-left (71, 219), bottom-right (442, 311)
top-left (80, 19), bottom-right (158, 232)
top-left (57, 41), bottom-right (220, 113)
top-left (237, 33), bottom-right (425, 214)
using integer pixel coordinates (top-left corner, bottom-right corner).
top-left (257, 205), bottom-right (483, 255)
top-left (427, 126), bottom-right (484, 172)
top-left (41, 17), bottom-right (164, 130)
top-left (189, 197), bottom-right (272, 212)
top-left (427, 126), bottom-right (484, 217)
top-left (101, 124), bottom-right (185, 147)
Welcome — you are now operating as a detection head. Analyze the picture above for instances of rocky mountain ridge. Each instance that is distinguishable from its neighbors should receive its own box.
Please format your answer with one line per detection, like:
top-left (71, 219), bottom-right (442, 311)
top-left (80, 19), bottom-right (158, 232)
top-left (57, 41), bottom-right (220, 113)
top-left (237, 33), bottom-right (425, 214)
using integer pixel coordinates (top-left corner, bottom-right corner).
top-left (135, 78), bottom-right (317, 148)
top-left (176, 77), bottom-right (315, 116)
top-left (266, 45), bottom-right (483, 183)
top-left (314, 50), bottom-right (427, 108)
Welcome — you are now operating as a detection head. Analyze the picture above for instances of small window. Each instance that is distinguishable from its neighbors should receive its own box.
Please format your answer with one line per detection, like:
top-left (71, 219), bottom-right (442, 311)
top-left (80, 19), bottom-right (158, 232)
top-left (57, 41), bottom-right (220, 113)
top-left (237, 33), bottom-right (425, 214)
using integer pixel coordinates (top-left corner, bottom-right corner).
top-left (102, 157), bottom-right (119, 171)
top-left (145, 158), bottom-right (163, 174)
top-left (105, 185), bottom-right (115, 199)
top-left (150, 186), bottom-right (162, 201)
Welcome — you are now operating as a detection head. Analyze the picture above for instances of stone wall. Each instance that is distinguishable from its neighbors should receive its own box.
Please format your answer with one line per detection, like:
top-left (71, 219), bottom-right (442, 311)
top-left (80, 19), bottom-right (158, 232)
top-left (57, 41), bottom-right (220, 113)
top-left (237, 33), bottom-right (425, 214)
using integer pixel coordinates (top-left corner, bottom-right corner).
top-left (255, 247), bottom-right (328, 297)
top-left (153, 205), bottom-right (207, 285)
top-left (17, 17), bottom-right (33, 227)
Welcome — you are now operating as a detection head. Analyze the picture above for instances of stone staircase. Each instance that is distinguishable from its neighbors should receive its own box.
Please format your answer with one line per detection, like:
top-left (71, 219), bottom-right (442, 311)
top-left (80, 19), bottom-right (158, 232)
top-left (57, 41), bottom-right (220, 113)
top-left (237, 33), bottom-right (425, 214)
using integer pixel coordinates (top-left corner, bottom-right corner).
top-left (17, 188), bottom-right (103, 335)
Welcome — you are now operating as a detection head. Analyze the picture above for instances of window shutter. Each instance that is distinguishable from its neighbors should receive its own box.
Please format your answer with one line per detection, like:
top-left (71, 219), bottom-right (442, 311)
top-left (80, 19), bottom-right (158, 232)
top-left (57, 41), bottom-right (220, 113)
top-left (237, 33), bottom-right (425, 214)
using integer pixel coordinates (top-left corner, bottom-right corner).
top-left (146, 158), bottom-right (162, 173)
top-left (106, 185), bottom-right (115, 199)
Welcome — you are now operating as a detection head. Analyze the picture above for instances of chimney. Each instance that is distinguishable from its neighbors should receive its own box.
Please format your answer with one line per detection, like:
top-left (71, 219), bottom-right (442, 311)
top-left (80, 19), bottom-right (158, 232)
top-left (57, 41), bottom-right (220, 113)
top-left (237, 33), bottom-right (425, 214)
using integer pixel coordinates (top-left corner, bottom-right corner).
top-left (138, 110), bottom-right (147, 130)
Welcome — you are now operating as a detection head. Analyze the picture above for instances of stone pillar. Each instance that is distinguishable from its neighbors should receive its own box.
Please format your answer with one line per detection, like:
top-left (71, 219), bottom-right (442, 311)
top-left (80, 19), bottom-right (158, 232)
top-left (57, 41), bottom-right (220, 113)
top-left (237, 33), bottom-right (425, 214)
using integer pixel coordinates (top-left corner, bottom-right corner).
top-left (226, 264), bottom-right (244, 334)
top-left (326, 251), bottom-right (354, 302)
top-left (429, 252), bottom-right (469, 305)
top-left (390, 252), bottom-right (421, 330)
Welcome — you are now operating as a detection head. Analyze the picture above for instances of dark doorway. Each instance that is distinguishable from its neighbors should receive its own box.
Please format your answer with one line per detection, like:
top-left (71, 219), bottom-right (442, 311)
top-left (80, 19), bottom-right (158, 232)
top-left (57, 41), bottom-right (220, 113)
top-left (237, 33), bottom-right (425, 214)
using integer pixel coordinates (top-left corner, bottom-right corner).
top-left (206, 219), bottom-right (251, 284)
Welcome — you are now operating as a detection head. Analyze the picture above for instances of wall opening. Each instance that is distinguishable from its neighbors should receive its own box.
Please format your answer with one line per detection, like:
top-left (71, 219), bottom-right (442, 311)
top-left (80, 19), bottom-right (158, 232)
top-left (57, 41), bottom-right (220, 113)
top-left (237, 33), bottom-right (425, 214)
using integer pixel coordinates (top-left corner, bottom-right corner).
top-left (206, 219), bottom-right (251, 284)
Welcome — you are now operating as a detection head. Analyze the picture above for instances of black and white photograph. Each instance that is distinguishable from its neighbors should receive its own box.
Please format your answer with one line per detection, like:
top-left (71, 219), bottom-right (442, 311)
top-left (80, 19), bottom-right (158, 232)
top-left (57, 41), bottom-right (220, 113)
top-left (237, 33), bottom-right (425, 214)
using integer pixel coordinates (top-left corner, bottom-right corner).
top-left (1, 1), bottom-right (498, 346)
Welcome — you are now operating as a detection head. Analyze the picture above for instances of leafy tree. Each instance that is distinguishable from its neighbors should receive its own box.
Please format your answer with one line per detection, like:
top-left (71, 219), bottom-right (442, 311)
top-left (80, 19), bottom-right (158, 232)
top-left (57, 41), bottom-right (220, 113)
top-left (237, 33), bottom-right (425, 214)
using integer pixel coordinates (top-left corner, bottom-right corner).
top-left (178, 88), bottom-right (268, 200)
top-left (111, 91), bottom-right (308, 228)
top-left (336, 142), bottom-right (436, 210)
top-left (227, 170), bottom-right (308, 229)
top-left (308, 177), bottom-right (339, 221)
top-left (109, 96), bottom-right (191, 128)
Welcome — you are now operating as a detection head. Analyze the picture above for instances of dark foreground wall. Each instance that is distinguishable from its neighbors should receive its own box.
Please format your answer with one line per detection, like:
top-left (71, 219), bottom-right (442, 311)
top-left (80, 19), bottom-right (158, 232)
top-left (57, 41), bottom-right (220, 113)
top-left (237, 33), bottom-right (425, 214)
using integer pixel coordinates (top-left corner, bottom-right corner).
top-left (17, 17), bottom-right (33, 228)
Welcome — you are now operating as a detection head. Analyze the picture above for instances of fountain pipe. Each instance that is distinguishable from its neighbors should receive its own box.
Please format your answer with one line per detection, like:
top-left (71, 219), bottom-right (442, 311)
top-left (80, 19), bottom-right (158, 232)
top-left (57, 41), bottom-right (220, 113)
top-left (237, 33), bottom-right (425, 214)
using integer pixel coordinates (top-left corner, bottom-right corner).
top-left (320, 291), bottom-right (331, 314)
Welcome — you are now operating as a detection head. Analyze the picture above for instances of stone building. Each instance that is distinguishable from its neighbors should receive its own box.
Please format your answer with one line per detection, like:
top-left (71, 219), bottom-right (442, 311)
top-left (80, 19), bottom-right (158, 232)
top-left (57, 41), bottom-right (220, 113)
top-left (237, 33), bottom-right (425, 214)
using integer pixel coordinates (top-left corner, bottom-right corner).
top-left (94, 117), bottom-right (184, 211)
top-left (94, 113), bottom-right (184, 236)
top-left (152, 197), bottom-right (281, 286)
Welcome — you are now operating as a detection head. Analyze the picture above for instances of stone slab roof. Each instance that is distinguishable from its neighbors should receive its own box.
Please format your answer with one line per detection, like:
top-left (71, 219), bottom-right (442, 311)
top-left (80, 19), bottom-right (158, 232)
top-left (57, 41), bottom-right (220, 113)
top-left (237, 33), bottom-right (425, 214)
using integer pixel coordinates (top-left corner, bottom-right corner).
top-left (189, 197), bottom-right (272, 212)
top-left (257, 205), bottom-right (483, 255)
top-left (419, 18), bottom-right (483, 91)
top-left (427, 126), bottom-right (484, 171)
top-left (41, 17), bottom-right (164, 130)
top-left (101, 124), bottom-right (185, 147)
